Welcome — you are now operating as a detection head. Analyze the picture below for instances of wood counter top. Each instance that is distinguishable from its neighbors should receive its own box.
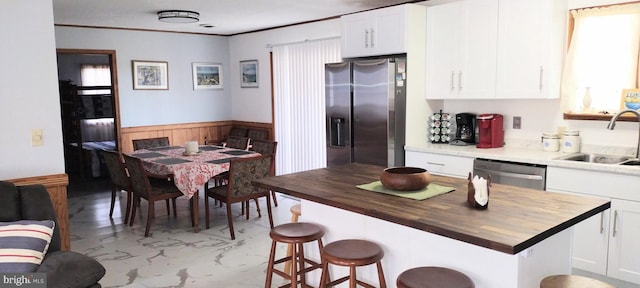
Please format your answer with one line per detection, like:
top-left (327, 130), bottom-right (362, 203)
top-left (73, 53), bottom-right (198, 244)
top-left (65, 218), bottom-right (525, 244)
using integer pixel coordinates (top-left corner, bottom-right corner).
top-left (253, 163), bottom-right (610, 254)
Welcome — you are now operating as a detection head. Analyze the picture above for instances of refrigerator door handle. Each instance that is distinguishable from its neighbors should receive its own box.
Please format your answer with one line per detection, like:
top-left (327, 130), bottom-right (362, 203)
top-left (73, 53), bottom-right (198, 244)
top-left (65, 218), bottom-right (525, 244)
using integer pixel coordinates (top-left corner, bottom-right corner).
top-left (329, 117), bottom-right (346, 147)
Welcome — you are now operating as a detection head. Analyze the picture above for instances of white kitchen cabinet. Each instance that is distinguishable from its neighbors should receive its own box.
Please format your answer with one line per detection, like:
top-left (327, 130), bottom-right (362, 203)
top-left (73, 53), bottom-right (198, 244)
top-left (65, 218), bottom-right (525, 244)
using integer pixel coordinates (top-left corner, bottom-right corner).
top-left (405, 150), bottom-right (473, 178)
top-left (425, 0), bottom-right (498, 99)
top-left (607, 199), bottom-right (640, 284)
top-left (425, 0), bottom-right (566, 99)
top-left (546, 166), bottom-right (640, 284)
top-left (341, 4), bottom-right (425, 58)
top-left (495, 0), bottom-right (566, 99)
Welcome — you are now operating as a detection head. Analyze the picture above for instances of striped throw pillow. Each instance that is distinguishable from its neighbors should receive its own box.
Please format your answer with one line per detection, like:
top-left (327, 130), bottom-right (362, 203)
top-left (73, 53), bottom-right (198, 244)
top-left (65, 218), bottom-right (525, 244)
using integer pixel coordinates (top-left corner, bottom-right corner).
top-left (0, 220), bottom-right (55, 272)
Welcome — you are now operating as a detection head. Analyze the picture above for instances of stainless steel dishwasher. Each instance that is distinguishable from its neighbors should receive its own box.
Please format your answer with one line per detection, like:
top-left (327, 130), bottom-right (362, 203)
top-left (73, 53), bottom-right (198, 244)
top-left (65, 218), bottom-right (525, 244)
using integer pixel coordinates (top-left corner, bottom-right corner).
top-left (473, 158), bottom-right (547, 190)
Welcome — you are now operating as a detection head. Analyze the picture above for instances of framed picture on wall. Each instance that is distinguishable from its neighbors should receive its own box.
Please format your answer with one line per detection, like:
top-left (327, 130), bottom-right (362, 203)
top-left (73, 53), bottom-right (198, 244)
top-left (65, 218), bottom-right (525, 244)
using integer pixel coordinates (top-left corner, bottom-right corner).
top-left (132, 60), bottom-right (168, 90)
top-left (620, 88), bottom-right (640, 111)
top-left (192, 62), bottom-right (223, 90)
top-left (240, 60), bottom-right (258, 88)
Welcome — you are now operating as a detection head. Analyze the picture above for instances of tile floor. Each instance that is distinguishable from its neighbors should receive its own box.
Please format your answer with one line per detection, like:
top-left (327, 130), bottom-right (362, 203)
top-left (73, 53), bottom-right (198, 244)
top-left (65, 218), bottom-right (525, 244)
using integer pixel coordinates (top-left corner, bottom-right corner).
top-left (67, 177), bottom-right (301, 288)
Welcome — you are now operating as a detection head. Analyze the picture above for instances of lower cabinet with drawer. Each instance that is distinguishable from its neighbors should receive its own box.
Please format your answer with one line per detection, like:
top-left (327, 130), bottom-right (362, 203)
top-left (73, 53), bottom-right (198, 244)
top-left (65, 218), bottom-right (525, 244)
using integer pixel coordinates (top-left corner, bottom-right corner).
top-left (405, 151), bottom-right (473, 178)
top-left (547, 166), bottom-right (640, 285)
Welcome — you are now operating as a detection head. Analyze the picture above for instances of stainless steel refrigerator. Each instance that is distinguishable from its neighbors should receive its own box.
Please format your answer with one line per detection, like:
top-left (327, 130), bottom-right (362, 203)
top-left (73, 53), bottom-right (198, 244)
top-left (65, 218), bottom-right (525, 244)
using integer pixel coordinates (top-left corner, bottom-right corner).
top-left (326, 57), bottom-right (406, 167)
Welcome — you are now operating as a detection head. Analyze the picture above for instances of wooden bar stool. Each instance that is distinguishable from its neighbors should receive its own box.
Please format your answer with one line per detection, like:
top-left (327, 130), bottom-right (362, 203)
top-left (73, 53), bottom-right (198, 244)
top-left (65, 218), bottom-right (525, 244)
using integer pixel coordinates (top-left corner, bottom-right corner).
top-left (265, 222), bottom-right (324, 288)
top-left (396, 267), bottom-right (474, 288)
top-left (540, 275), bottom-right (614, 288)
top-left (320, 239), bottom-right (386, 288)
top-left (284, 204), bottom-right (302, 276)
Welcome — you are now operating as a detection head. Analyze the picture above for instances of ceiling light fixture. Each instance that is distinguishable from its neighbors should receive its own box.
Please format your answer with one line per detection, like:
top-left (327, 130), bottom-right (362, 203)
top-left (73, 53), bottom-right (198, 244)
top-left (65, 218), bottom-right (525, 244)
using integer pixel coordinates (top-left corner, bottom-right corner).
top-left (157, 10), bottom-right (200, 23)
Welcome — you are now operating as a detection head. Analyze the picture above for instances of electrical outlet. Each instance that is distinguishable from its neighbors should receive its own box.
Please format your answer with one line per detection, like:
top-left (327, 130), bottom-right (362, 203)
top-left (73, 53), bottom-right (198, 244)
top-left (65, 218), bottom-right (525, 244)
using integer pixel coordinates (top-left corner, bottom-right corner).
top-left (513, 116), bottom-right (521, 129)
top-left (31, 129), bottom-right (43, 146)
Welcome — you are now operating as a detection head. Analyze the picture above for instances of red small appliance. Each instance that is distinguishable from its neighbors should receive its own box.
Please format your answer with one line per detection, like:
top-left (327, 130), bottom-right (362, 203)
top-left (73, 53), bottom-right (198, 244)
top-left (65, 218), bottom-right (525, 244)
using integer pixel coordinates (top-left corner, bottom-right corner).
top-left (476, 114), bottom-right (504, 148)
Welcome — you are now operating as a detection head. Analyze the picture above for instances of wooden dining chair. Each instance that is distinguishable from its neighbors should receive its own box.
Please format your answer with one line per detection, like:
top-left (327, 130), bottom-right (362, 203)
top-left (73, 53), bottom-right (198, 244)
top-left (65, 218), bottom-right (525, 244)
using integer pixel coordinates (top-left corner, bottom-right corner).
top-left (204, 155), bottom-right (275, 240)
top-left (101, 149), bottom-right (133, 224)
top-left (247, 128), bottom-right (268, 141)
top-left (229, 127), bottom-right (248, 137)
top-left (122, 154), bottom-right (189, 237)
top-left (132, 137), bottom-right (170, 151)
top-left (225, 136), bottom-right (250, 150)
top-left (249, 139), bottom-right (278, 207)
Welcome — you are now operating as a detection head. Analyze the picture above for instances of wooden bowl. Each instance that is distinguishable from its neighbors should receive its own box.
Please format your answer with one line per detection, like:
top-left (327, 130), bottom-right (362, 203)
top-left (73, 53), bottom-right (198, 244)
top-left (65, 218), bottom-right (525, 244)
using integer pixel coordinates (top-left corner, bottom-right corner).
top-left (380, 167), bottom-right (431, 191)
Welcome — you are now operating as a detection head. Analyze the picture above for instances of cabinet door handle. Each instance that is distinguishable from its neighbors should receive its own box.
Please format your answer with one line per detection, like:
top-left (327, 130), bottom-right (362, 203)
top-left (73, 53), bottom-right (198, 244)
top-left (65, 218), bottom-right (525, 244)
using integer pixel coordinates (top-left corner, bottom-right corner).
top-left (599, 212), bottom-right (604, 234)
top-left (450, 71), bottom-right (455, 91)
top-left (539, 66), bottom-right (543, 91)
top-left (612, 210), bottom-right (619, 237)
top-left (426, 162), bottom-right (445, 166)
top-left (370, 28), bottom-right (375, 48)
top-left (364, 29), bottom-right (369, 48)
top-left (458, 71), bottom-right (462, 91)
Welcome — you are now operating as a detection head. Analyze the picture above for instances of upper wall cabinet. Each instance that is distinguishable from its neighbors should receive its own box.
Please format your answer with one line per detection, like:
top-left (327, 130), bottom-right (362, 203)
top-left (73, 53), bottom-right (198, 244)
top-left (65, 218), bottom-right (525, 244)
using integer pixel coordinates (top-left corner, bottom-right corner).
top-left (425, 0), bottom-right (566, 100)
top-left (341, 4), bottom-right (425, 58)
top-left (495, 0), bottom-right (567, 99)
top-left (425, 0), bottom-right (498, 99)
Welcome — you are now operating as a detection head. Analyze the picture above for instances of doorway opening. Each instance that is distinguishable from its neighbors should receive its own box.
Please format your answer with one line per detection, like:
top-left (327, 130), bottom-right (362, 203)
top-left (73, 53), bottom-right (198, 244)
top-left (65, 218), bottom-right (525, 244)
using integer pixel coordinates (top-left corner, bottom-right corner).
top-left (56, 49), bottom-right (121, 194)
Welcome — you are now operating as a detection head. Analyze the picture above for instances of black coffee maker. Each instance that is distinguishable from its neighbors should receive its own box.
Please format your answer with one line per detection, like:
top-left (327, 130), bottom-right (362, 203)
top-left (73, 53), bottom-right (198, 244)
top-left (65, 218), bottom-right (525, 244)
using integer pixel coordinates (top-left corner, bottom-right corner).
top-left (451, 113), bottom-right (476, 145)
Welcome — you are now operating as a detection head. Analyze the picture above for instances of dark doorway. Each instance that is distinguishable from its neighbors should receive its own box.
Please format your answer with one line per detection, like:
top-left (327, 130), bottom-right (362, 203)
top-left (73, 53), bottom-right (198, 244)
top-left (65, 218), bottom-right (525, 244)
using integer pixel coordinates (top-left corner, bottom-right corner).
top-left (56, 49), bottom-right (121, 192)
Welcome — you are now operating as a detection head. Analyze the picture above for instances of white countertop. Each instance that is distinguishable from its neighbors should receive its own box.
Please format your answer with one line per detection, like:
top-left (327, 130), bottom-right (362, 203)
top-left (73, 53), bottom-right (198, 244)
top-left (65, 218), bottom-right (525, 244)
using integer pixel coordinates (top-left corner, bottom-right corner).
top-left (405, 142), bottom-right (640, 176)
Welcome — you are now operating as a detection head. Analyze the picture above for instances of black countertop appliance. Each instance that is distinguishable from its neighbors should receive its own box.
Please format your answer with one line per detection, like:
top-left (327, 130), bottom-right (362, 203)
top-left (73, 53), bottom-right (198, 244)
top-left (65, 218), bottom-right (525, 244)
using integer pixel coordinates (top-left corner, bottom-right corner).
top-left (452, 112), bottom-right (476, 145)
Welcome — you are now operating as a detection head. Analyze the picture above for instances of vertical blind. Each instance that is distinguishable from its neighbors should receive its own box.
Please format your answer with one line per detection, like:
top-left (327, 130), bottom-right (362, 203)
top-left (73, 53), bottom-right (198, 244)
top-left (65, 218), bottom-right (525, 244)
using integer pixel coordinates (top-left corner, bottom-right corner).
top-left (272, 38), bottom-right (341, 175)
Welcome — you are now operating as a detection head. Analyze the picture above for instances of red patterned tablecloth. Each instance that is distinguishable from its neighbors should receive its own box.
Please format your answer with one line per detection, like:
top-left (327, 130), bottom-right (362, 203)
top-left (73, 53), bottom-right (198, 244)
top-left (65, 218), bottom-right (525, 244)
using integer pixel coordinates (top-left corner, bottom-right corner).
top-left (128, 145), bottom-right (260, 198)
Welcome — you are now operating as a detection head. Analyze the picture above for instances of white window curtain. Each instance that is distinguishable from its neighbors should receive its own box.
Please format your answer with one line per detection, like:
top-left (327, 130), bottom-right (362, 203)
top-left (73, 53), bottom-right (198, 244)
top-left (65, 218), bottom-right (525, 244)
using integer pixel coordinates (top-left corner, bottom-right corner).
top-left (80, 64), bottom-right (111, 95)
top-left (272, 38), bottom-right (341, 175)
top-left (561, 3), bottom-right (640, 113)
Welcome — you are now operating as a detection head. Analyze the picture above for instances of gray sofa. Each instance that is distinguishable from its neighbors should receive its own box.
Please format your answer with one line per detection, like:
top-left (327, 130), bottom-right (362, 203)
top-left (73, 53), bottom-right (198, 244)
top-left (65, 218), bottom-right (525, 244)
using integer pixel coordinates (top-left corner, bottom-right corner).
top-left (0, 181), bottom-right (105, 288)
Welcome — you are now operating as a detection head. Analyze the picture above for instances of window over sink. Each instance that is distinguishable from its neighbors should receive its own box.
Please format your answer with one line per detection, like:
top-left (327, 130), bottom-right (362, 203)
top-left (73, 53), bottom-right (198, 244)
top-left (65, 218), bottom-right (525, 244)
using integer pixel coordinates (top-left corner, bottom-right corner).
top-left (562, 2), bottom-right (640, 121)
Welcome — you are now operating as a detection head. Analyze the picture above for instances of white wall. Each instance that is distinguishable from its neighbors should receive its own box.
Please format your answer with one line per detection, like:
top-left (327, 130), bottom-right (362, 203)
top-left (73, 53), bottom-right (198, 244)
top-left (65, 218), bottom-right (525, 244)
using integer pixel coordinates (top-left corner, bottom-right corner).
top-left (55, 27), bottom-right (232, 127)
top-left (228, 19), bottom-right (341, 123)
top-left (0, 1), bottom-right (65, 179)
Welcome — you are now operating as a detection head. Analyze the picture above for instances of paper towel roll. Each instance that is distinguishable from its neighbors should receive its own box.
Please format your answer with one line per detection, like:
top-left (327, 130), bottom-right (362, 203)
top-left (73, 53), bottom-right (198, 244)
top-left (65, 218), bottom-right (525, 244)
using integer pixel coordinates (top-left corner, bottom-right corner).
top-left (185, 141), bottom-right (199, 154)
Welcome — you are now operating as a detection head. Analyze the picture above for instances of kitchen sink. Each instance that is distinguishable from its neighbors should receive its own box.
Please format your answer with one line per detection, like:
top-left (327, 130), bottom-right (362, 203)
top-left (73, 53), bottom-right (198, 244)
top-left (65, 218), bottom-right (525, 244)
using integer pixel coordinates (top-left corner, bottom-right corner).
top-left (620, 159), bottom-right (640, 166)
top-left (554, 153), bottom-right (634, 164)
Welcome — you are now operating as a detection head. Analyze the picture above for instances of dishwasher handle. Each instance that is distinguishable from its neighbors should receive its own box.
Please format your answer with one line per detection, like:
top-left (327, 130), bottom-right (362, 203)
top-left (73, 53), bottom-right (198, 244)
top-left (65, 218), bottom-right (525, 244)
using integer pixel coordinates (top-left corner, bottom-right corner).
top-left (474, 167), bottom-right (544, 181)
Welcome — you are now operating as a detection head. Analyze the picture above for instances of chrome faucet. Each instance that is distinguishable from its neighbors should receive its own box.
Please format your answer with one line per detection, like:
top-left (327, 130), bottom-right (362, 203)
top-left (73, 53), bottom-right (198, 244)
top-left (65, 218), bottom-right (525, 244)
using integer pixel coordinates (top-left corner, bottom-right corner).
top-left (607, 109), bottom-right (640, 159)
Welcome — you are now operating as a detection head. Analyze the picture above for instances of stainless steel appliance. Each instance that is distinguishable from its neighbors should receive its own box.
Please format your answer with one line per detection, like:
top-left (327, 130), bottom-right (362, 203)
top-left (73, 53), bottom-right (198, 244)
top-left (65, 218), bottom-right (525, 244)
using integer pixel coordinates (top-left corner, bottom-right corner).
top-left (326, 58), bottom-right (406, 167)
top-left (473, 158), bottom-right (546, 190)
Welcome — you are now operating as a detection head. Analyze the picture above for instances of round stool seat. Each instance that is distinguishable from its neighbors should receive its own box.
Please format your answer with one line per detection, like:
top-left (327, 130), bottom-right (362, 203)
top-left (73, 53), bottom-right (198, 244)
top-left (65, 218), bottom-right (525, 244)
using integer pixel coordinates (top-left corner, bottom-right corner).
top-left (320, 239), bottom-right (387, 287)
top-left (397, 267), bottom-right (474, 288)
top-left (269, 222), bottom-right (324, 243)
top-left (540, 275), bottom-right (614, 288)
top-left (290, 204), bottom-right (301, 217)
top-left (323, 239), bottom-right (384, 266)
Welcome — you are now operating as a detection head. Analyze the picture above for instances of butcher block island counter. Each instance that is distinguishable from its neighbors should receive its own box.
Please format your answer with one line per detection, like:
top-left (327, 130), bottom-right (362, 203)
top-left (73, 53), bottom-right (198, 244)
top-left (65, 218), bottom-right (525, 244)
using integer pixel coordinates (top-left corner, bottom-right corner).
top-left (253, 163), bottom-right (610, 288)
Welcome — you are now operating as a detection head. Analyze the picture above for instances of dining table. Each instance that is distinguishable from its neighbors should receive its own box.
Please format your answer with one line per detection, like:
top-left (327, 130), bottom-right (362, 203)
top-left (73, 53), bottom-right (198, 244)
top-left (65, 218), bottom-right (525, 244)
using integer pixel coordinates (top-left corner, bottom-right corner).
top-left (127, 144), bottom-right (261, 231)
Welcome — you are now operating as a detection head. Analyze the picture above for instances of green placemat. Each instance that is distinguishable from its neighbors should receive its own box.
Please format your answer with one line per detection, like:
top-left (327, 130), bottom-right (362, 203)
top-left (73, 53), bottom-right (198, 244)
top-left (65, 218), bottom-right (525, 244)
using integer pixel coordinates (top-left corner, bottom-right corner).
top-left (356, 181), bottom-right (455, 200)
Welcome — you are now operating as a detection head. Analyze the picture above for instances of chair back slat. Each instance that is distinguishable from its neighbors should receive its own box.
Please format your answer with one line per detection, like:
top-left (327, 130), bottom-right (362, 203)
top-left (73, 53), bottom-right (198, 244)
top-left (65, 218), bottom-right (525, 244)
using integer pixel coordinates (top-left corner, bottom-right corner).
top-left (122, 154), bottom-right (152, 197)
top-left (249, 139), bottom-right (277, 156)
top-left (227, 155), bottom-right (272, 198)
top-left (132, 137), bottom-right (170, 151)
top-left (102, 150), bottom-right (130, 188)
top-left (247, 129), bottom-right (268, 141)
top-left (229, 127), bottom-right (248, 137)
top-left (226, 136), bottom-right (250, 150)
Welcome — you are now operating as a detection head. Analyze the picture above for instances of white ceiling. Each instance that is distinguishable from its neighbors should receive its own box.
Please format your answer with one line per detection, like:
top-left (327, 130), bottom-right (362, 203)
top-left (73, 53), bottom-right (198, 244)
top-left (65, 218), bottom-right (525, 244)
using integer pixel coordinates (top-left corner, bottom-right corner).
top-left (52, 0), bottom-right (422, 36)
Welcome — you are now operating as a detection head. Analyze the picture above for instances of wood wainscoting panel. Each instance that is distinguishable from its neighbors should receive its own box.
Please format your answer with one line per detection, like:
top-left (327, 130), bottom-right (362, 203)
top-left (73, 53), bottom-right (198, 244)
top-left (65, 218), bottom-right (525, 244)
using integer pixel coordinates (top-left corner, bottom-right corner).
top-left (121, 121), bottom-right (274, 153)
top-left (5, 174), bottom-right (70, 251)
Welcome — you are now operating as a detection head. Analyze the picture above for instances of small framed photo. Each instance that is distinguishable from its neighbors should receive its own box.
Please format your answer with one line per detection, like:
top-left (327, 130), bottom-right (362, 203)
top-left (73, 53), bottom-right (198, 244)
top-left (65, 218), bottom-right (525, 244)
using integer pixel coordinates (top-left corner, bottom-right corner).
top-left (620, 88), bottom-right (640, 111)
top-left (192, 63), bottom-right (223, 90)
top-left (240, 60), bottom-right (258, 88)
top-left (132, 61), bottom-right (168, 90)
